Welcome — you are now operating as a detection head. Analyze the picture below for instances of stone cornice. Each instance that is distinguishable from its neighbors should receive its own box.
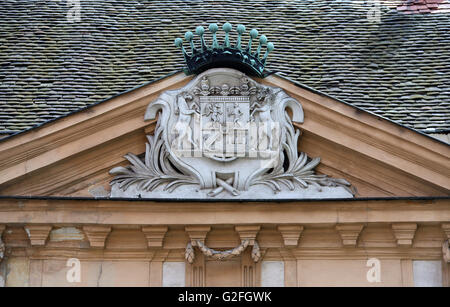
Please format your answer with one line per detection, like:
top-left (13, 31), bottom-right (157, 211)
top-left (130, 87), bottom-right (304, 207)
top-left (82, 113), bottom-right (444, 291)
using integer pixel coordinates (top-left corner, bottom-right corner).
top-left (261, 76), bottom-right (450, 193)
top-left (0, 73), bottom-right (189, 186)
top-left (0, 198), bottom-right (448, 226)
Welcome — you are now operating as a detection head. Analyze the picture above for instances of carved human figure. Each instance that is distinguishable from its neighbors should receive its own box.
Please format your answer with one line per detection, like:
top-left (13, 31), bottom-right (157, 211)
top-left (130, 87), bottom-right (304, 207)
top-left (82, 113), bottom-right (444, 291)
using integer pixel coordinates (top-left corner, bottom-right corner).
top-left (229, 102), bottom-right (243, 126)
top-left (200, 76), bottom-right (210, 95)
top-left (251, 91), bottom-right (275, 149)
top-left (211, 103), bottom-right (223, 124)
top-left (220, 83), bottom-right (230, 96)
top-left (173, 92), bottom-right (198, 150)
top-left (240, 77), bottom-right (256, 96)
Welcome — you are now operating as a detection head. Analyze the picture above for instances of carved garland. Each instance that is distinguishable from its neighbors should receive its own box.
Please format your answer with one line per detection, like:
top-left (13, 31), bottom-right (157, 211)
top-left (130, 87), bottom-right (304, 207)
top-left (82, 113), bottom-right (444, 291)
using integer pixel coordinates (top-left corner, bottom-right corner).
top-left (443, 240), bottom-right (450, 263)
top-left (185, 240), bottom-right (261, 264)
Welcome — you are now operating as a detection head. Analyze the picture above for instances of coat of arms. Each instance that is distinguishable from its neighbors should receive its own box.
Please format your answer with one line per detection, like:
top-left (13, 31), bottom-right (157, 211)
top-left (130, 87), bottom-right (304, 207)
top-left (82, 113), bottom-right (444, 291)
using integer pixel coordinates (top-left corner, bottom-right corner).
top-left (110, 68), bottom-right (353, 198)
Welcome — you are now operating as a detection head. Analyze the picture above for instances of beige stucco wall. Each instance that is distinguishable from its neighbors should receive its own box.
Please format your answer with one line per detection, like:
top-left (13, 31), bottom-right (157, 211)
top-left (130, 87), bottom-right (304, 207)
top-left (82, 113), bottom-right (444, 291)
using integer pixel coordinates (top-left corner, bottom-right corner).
top-left (3, 257), bottom-right (446, 287)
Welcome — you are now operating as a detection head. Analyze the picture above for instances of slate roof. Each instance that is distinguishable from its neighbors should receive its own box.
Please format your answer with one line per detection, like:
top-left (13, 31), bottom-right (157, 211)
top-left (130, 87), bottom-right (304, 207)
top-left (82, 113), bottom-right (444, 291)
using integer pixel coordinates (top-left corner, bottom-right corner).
top-left (0, 0), bottom-right (449, 135)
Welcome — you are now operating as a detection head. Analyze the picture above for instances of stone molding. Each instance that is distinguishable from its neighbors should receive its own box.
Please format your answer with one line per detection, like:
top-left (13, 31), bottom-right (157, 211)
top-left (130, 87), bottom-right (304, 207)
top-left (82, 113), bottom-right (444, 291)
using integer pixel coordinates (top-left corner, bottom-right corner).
top-left (392, 223), bottom-right (417, 247)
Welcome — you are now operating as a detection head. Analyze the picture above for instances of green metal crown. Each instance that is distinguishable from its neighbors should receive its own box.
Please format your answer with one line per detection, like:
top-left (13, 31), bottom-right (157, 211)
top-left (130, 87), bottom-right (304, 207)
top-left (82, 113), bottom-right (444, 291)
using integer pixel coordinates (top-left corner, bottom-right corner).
top-left (175, 23), bottom-right (274, 78)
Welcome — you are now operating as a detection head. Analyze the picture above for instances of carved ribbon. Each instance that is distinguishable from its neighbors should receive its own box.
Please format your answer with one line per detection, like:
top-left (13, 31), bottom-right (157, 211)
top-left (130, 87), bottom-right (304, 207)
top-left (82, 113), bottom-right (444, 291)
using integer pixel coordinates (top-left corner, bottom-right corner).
top-left (185, 239), bottom-right (261, 264)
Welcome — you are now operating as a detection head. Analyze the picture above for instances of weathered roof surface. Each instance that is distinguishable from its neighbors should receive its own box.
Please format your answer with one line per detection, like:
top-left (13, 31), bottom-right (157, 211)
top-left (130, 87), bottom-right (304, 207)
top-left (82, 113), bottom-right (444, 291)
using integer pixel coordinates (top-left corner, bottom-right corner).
top-left (0, 0), bottom-right (449, 135)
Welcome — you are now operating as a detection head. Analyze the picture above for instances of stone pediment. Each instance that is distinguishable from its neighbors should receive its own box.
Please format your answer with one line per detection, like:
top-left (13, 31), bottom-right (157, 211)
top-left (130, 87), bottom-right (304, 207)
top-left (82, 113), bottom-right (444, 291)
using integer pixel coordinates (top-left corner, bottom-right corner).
top-left (109, 68), bottom-right (353, 199)
top-left (0, 71), bottom-right (448, 198)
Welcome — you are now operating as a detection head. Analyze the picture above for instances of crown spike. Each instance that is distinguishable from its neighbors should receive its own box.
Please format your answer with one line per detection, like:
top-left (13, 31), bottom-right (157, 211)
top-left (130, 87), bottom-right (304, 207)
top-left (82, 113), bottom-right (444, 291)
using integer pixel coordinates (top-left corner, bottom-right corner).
top-left (209, 23), bottom-right (219, 49)
top-left (223, 22), bottom-right (232, 48)
top-left (185, 31), bottom-right (195, 54)
top-left (176, 24), bottom-right (274, 78)
top-left (236, 24), bottom-right (246, 50)
top-left (262, 42), bottom-right (274, 63)
top-left (256, 35), bottom-right (267, 58)
top-left (175, 37), bottom-right (189, 61)
top-left (247, 29), bottom-right (259, 53)
top-left (196, 26), bottom-right (206, 52)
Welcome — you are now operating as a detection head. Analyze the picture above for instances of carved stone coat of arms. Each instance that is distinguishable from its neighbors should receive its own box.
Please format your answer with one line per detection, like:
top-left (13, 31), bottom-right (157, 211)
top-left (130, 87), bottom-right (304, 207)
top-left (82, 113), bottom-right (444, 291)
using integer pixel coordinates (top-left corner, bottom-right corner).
top-left (110, 68), bottom-right (353, 199)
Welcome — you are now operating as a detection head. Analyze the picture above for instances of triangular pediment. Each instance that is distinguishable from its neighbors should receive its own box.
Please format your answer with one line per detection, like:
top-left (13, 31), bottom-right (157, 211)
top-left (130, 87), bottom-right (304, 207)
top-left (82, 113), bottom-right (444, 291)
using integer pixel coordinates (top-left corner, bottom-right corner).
top-left (0, 71), bottom-right (448, 198)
